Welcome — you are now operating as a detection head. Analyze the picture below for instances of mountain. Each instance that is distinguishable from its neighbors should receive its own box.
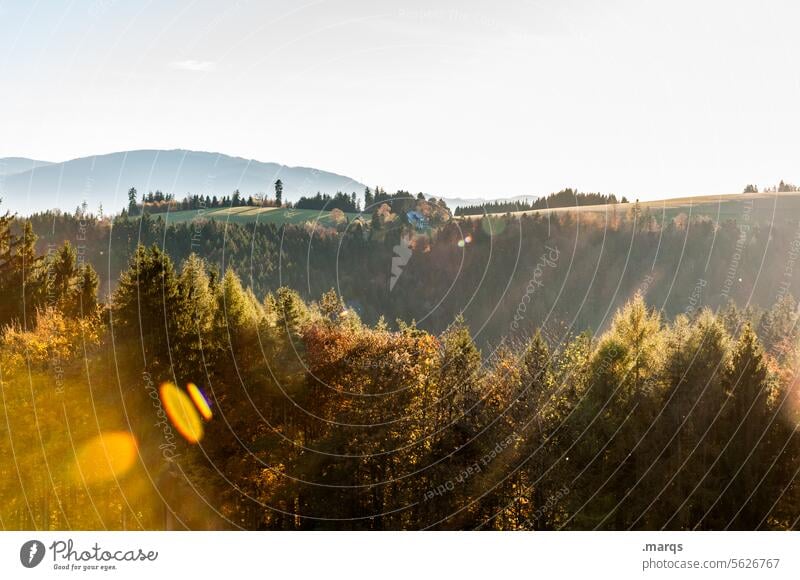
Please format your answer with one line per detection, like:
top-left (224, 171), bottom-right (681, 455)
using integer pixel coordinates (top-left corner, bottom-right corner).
top-left (0, 157), bottom-right (54, 177)
top-left (0, 149), bottom-right (366, 215)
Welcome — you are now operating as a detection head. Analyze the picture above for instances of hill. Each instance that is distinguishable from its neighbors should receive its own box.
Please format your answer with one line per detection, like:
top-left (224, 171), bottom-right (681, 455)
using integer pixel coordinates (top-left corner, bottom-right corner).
top-left (469, 190), bottom-right (800, 226)
top-left (0, 157), bottom-right (53, 177)
top-left (159, 205), bottom-right (361, 226)
top-left (0, 149), bottom-right (366, 215)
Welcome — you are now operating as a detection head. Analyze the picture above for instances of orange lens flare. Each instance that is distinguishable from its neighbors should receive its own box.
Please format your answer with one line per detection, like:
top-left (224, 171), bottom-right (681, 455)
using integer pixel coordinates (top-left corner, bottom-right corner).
top-left (187, 382), bottom-right (213, 421)
top-left (160, 382), bottom-right (204, 443)
top-left (72, 431), bottom-right (138, 484)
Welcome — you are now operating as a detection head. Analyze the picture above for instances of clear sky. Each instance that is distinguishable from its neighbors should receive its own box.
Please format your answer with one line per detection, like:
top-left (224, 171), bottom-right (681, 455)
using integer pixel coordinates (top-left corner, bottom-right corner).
top-left (1, 0), bottom-right (798, 200)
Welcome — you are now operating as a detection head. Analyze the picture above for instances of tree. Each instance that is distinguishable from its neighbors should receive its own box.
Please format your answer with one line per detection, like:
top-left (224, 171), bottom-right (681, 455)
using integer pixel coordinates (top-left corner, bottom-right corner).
top-left (17, 220), bottom-right (42, 327)
top-left (127, 187), bottom-right (139, 216)
top-left (717, 323), bottom-right (772, 529)
top-left (437, 315), bottom-right (481, 428)
top-left (517, 332), bottom-right (562, 529)
top-left (656, 309), bottom-right (730, 529)
top-left (175, 254), bottom-right (217, 375)
top-left (51, 241), bottom-right (77, 307)
top-left (71, 264), bottom-right (99, 317)
top-left (0, 208), bottom-right (25, 325)
top-left (275, 286), bottom-right (305, 336)
top-left (608, 292), bottom-right (663, 397)
top-left (112, 244), bottom-right (182, 370)
top-left (319, 288), bottom-right (344, 321)
top-left (274, 179), bottom-right (283, 207)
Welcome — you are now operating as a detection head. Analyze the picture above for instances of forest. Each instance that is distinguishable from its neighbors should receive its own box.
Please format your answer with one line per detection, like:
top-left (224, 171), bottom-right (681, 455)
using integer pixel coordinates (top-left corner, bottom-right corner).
top-left (2, 197), bottom-right (800, 530)
top-left (455, 189), bottom-right (628, 216)
top-left (19, 194), bottom-right (800, 348)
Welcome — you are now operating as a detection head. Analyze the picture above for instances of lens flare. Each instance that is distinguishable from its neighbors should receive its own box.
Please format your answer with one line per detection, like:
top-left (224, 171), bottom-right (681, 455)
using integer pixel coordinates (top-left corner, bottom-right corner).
top-left (72, 431), bottom-right (138, 484)
top-left (160, 382), bottom-right (204, 443)
top-left (457, 239), bottom-right (465, 248)
top-left (481, 215), bottom-right (506, 236)
top-left (187, 382), bottom-right (213, 421)
top-left (464, 234), bottom-right (472, 244)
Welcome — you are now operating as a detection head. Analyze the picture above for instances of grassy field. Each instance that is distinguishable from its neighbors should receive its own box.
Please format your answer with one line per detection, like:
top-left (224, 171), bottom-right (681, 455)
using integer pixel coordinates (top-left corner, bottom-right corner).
top-left (466, 191), bottom-right (800, 226)
top-left (156, 206), bottom-right (363, 226)
top-left (153, 192), bottom-right (800, 228)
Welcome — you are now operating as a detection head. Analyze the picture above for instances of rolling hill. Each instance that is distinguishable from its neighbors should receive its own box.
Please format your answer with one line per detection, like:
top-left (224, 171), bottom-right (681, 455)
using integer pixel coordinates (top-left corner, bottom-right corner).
top-left (467, 190), bottom-right (800, 227)
top-left (0, 157), bottom-right (53, 177)
top-left (158, 205), bottom-right (362, 226)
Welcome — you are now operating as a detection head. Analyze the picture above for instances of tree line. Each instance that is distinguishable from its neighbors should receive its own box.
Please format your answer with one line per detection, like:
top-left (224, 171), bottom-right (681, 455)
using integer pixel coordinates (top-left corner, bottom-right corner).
top-left (125, 183), bottom-right (285, 217)
top-left (455, 188), bottom-right (628, 216)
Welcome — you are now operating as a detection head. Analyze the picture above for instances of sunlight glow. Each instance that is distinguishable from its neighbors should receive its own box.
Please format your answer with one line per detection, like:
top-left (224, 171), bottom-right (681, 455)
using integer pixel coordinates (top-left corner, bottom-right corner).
top-left (72, 431), bottom-right (138, 484)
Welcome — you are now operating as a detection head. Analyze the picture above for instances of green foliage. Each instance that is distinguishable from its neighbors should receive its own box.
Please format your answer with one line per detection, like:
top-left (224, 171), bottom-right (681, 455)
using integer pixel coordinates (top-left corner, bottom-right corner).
top-left (112, 244), bottom-right (182, 370)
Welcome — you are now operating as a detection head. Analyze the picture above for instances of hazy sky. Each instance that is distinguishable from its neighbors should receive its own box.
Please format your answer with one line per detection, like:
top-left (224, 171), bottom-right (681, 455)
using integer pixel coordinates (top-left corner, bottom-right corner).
top-left (1, 0), bottom-right (799, 200)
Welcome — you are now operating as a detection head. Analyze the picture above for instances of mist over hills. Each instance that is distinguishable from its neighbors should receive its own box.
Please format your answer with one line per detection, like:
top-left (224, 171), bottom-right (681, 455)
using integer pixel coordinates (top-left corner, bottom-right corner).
top-left (0, 149), bottom-right (366, 215)
top-left (0, 157), bottom-right (53, 178)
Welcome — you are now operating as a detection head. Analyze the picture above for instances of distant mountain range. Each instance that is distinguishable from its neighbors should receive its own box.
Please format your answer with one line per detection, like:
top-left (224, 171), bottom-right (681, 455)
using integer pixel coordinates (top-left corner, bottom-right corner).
top-left (0, 157), bottom-right (54, 177)
top-left (0, 149), bottom-right (366, 215)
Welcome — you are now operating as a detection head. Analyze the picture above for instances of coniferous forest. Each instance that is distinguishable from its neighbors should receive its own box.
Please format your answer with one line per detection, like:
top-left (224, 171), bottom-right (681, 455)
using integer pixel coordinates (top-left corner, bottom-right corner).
top-left (3, 198), bottom-right (800, 530)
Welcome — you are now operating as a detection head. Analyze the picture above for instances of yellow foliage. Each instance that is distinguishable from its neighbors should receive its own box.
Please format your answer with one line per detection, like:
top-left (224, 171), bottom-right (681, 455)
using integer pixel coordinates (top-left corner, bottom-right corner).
top-left (0, 308), bottom-right (101, 370)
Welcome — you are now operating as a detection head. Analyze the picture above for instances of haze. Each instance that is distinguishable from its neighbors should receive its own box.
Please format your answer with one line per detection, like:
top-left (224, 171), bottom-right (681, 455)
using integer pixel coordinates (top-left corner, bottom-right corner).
top-left (1, 0), bottom-right (799, 200)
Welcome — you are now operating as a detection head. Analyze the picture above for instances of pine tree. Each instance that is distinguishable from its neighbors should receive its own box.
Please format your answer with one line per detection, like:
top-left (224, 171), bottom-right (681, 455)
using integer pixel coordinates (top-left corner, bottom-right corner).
top-left (127, 187), bottom-right (139, 216)
top-left (176, 254), bottom-right (217, 375)
top-left (274, 179), bottom-right (283, 207)
top-left (112, 244), bottom-right (182, 369)
top-left (52, 241), bottom-right (77, 307)
top-left (437, 315), bottom-right (481, 433)
top-left (719, 323), bottom-right (772, 529)
top-left (518, 331), bottom-right (560, 529)
top-left (18, 220), bottom-right (42, 327)
top-left (275, 286), bottom-right (305, 336)
top-left (71, 264), bottom-right (99, 317)
top-left (658, 309), bottom-right (730, 529)
top-left (0, 207), bottom-right (21, 324)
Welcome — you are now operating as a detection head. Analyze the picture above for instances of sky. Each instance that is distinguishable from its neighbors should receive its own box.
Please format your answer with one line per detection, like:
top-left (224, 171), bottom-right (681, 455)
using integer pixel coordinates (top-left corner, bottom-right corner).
top-left (1, 0), bottom-right (799, 201)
